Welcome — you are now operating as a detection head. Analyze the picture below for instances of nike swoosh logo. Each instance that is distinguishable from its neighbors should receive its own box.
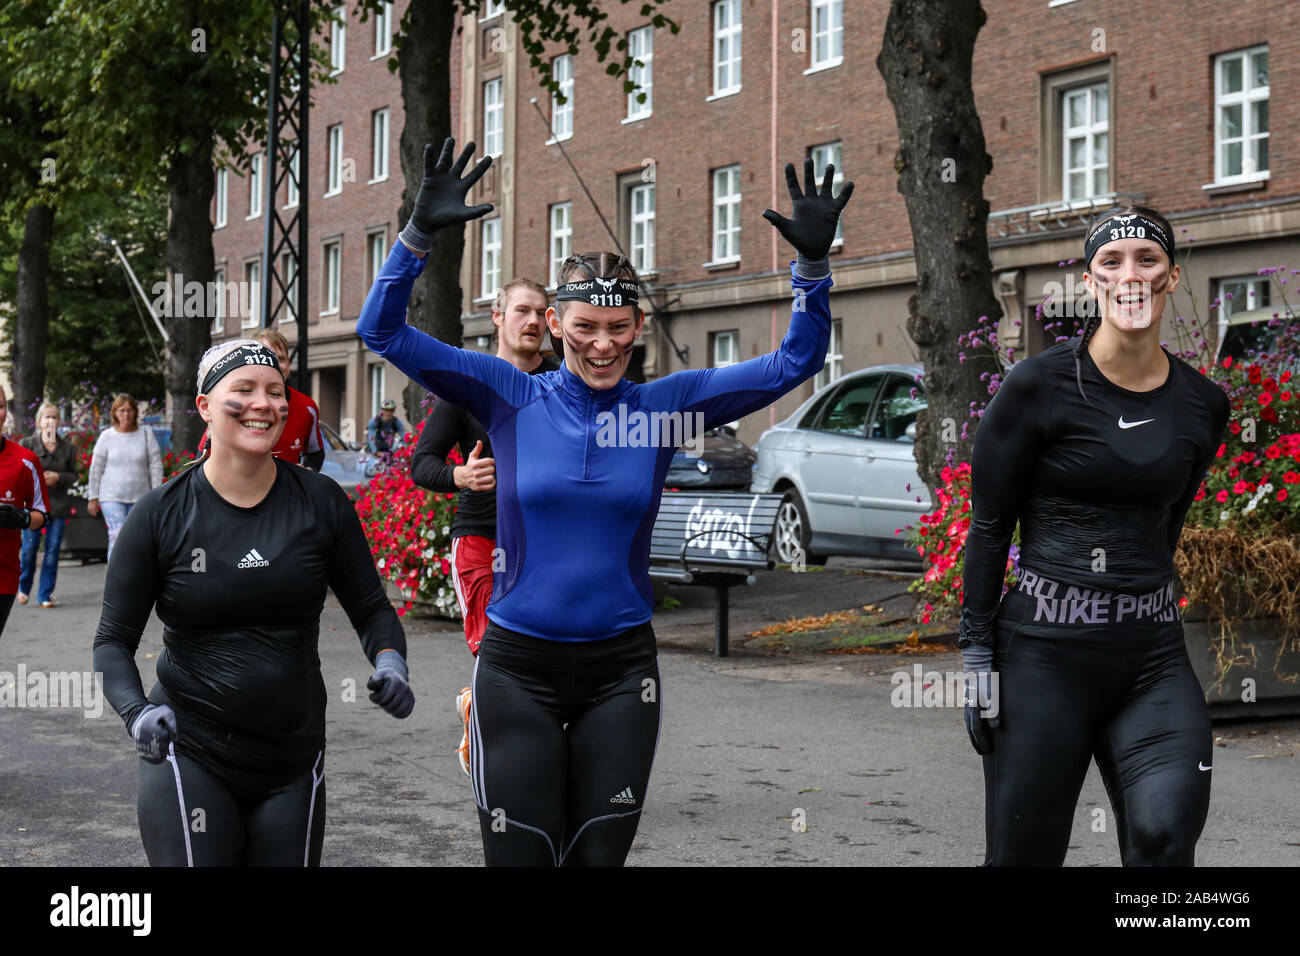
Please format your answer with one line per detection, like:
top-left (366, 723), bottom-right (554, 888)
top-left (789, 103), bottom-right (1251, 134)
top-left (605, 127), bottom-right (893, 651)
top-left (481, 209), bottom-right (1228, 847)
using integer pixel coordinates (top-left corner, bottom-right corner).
top-left (1198, 762), bottom-right (1212, 772)
top-left (1118, 416), bottom-right (1156, 429)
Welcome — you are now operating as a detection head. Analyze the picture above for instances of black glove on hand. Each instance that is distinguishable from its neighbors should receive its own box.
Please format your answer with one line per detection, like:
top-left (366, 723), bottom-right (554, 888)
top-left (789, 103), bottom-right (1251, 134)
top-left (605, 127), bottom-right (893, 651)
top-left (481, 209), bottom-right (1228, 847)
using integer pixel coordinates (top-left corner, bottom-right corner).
top-left (762, 157), bottom-right (854, 261)
top-left (131, 704), bottom-right (179, 764)
top-left (0, 504), bottom-right (31, 529)
top-left (368, 649), bottom-right (415, 719)
top-left (399, 137), bottom-right (495, 253)
top-left (960, 642), bottom-right (999, 756)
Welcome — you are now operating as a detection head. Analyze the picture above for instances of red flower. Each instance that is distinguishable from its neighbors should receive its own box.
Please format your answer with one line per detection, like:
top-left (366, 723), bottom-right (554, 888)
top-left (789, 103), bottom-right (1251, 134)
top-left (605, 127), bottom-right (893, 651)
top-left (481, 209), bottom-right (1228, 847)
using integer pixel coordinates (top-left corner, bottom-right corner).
top-left (1281, 391), bottom-right (1293, 402)
top-left (1229, 422), bottom-right (1242, 434)
top-left (1262, 407), bottom-right (1279, 423)
top-left (1248, 366), bottom-right (1262, 384)
top-left (1279, 489), bottom-right (1289, 502)
top-left (1282, 371), bottom-right (1293, 384)
top-left (1266, 445), bottom-right (1282, 459)
top-left (1258, 391), bottom-right (1274, 406)
top-left (1222, 356), bottom-right (1234, 368)
top-left (1216, 490), bottom-right (1229, 503)
top-left (1215, 443), bottom-right (1227, 458)
top-left (1233, 481), bottom-right (1249, 495)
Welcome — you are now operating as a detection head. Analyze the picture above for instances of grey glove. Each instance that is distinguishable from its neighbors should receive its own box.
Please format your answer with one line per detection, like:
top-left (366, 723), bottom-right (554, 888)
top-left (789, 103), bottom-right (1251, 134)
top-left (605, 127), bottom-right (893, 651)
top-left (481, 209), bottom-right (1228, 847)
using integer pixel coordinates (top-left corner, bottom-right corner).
top-left (131, 704), bottom-right (179, 764)
top-left (960, 642), bottom-right (999, 755)
top-left (367, 649), bottom-right (415, 719)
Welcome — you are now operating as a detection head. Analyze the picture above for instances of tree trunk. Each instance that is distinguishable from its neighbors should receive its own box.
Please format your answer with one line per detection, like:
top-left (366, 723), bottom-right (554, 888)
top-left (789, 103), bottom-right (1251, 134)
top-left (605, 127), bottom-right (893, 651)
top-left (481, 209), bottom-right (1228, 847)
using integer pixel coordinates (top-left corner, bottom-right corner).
top-left (12, 201), bottom-right (55, 434)
top-left (395, 0), bottom-right (464, 424)
top-left (165, 140), bottom-right (215, 454)
top-left (876, 0), bottom-right (1002, 498)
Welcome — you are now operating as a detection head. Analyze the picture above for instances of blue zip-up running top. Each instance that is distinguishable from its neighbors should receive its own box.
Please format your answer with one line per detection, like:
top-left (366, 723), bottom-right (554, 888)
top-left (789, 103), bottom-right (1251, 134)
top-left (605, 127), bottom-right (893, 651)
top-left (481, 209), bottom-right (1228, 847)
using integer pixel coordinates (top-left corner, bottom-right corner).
top-left (358, 241), bottom-right (832, 641)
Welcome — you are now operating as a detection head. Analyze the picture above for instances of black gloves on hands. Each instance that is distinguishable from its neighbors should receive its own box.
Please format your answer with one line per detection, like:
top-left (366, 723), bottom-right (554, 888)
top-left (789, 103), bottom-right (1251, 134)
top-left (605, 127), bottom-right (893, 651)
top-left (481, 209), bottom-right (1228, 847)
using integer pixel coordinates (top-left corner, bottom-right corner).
top-left (400, 137), bottom-right (495, 253)
top-left (132, 704), bottom-right (179, 764)
top-left (762, 157), bottom-right (854, 261)
top-left (368, 649), bottom-right (415, 719)
top-left (0, 504), bottom-right (31, 529)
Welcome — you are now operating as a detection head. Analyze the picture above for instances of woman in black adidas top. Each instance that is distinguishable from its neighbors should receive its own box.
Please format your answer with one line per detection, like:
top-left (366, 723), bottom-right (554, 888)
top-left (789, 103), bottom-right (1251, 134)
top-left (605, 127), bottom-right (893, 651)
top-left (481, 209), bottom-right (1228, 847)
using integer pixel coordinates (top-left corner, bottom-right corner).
top-left (958, 206), bottom-right (1231, 866)
top-left (93, 339), bottom-right (416, 867)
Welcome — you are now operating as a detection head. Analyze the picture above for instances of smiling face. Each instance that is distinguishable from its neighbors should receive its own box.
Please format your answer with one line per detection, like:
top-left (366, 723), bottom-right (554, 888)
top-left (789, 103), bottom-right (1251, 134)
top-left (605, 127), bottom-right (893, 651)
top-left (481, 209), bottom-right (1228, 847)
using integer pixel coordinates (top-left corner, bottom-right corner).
top-left (546, 301), bottom-right (644, 390)
top-left (1084, 238), bottom-right (1180, 332)
top-left (495, 287), bottom-right (548, 361)
top-left (197, 365), bottom-right (288, 456)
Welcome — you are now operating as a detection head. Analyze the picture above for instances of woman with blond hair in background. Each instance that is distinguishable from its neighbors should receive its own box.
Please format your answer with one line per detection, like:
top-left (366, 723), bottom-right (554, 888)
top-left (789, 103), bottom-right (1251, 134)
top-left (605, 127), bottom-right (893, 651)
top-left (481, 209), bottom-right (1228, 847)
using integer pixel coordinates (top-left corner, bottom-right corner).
top-left (87, 392), bottom-right (162, 557)
top-left (18, 402), bottom-right (78, 607)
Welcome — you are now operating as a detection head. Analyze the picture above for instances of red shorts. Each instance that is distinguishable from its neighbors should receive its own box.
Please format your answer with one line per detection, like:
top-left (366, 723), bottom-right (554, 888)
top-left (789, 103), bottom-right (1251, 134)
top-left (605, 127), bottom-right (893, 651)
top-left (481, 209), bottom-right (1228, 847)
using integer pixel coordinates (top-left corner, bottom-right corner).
top-left (450, 535), bottom-right (494, 656)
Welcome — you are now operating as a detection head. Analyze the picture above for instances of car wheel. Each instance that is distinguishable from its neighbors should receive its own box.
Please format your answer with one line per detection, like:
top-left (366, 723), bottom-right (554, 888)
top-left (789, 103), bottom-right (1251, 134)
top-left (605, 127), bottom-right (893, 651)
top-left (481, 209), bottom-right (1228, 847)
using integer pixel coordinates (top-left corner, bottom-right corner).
top-left (772, 489), bottom-right (824, 566)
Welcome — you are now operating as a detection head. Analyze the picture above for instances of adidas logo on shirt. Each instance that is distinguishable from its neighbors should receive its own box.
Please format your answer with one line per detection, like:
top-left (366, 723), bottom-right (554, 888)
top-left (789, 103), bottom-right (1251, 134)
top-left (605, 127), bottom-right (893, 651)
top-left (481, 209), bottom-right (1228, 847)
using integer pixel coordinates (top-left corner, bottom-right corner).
top-left (609, 787), bottom-right (636, 805)
top-left (237, 548), bottom-right (270, 569)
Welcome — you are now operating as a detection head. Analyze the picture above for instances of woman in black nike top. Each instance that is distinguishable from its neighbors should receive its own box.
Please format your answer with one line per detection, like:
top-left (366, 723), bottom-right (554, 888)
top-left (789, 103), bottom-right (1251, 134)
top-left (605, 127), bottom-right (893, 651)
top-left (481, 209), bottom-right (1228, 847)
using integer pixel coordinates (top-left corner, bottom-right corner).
top-left (93, 338), bottom-right (415, 867)
top-left (958, 205), bottom-right (1231, 866)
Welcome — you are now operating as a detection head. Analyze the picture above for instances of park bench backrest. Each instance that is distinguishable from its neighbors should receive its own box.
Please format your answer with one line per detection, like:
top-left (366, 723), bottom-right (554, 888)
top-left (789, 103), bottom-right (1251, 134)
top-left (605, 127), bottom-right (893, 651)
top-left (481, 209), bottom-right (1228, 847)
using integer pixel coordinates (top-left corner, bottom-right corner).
top-left (650, 492), bottom-right (783, 570)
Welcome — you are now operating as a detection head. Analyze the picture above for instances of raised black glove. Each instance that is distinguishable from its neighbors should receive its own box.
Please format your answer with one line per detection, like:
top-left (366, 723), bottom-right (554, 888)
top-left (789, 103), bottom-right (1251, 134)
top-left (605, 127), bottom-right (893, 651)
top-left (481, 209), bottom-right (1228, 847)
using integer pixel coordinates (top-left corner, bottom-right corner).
top-left (367, 649), bottom-right (415, 719)
top-left (131, 704), bottom-right (179, 764)
top-left (762, 157), bottom-right (854, 261)
top-left (0, 504), bottom-right (31, 529)
top-left (399, 137), bottom-right (495, 253)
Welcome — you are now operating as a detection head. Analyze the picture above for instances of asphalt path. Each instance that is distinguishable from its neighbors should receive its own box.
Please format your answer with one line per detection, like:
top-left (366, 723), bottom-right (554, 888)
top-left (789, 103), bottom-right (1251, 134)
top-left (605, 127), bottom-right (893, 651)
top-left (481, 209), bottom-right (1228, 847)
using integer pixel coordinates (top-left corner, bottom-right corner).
top-left (1, 560), bottom-right (1296, 866)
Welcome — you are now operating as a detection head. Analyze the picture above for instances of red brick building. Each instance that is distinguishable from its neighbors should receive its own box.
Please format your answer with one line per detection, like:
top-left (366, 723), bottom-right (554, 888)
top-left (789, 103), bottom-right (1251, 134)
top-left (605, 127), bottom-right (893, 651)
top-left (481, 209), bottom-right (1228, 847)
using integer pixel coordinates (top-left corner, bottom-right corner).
top-left (212, 0), bottom-right (1300, 447)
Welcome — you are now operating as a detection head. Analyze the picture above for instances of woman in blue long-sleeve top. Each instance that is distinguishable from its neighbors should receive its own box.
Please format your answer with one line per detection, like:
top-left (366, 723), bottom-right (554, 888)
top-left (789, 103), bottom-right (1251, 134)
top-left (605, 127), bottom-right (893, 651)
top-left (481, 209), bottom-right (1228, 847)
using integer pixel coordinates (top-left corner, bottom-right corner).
top-left (358, 137), bottom-right (852, 867)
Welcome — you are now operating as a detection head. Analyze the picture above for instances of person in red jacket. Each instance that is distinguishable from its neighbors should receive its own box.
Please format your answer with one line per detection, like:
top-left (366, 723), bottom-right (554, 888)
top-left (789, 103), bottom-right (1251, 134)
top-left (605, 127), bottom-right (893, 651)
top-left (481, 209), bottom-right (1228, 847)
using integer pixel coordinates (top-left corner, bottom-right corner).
top-left (197, 329), bottom-right (325, 470)
top-left (0, 386), bottom-right (50, 637)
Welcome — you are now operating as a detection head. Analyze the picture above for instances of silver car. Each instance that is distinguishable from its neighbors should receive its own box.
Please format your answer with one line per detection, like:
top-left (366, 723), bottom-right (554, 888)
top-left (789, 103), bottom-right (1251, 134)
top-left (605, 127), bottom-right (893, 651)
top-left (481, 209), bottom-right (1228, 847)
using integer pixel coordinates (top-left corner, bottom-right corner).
top-left (751, 364), bottom-right (930, 565)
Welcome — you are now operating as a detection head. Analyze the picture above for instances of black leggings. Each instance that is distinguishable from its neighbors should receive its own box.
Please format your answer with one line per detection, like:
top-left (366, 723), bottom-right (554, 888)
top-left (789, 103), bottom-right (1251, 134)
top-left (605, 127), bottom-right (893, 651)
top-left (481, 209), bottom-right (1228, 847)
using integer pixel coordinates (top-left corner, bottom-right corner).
top-left (983, 588), bottom-right (1212, 866)
top-left (470, 620), bottom-right (662, 867)
top-left (137, 744), bottom-right (326, 866)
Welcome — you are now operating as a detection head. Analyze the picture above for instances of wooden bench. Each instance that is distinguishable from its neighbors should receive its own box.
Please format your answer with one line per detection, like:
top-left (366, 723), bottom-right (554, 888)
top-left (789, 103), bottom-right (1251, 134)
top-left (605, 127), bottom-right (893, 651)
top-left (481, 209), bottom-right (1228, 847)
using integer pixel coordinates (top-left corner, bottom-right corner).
top-left (649, 491), bottom-right (784, 657)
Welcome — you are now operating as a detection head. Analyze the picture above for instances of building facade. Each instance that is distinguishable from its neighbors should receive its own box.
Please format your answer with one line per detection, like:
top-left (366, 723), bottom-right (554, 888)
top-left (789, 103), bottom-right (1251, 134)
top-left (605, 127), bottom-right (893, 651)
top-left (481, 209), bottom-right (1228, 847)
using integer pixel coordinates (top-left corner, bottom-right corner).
top-left (211, 0), bottom-right (1300, 448)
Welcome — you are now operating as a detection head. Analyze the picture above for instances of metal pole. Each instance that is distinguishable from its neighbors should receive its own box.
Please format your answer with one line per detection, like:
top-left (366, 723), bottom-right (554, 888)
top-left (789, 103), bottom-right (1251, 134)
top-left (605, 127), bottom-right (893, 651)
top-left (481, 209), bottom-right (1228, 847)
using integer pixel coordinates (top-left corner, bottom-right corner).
top-left (261, 9), bottom-right (282, 330)
top-left (296, 0), bottom-right (310, 394)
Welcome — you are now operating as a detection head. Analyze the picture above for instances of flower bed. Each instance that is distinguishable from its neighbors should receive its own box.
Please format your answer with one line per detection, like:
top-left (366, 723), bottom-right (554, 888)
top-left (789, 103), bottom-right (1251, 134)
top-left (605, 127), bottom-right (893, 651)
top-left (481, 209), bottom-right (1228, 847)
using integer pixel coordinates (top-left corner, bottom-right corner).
top-left (352, 418), bottom-right (462, 619)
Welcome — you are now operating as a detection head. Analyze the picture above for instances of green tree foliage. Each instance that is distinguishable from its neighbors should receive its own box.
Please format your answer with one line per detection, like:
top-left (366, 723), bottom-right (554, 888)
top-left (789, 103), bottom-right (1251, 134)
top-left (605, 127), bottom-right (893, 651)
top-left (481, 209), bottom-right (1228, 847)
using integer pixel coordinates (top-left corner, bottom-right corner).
top-left (0, 182), bottom-right (168, 409)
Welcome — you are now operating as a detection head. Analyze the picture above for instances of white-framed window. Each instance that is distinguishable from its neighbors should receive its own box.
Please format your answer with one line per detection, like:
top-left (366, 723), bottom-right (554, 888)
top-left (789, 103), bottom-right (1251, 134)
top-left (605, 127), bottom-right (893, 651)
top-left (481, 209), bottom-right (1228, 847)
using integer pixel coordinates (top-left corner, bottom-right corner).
top-left (212, 266), bottom-right (226, 334)
top-left (711, 0), bottom-right (742, 98)
top-left (369, 363), bottom-right (386, 418)
top-left (810, 141), bottom-right (844, 247)
top-left (480, 0), bottom-right (505, 20)
top-left (242, 260), bottom-right (261, 328)
top-left (814, 319), bottom-right (843, 390)
top-left (281, 253), bottom-right (298, 324)
top-left (285, 146), bottom-right (300, 208)
top-left (371, 108), bottom-right (389, 181)
top-left (629, 183), bottom-right (655, 273)
top-left (327, 124), bottom-right (343, 195)
top-left (711, 165), bottom-right (741, 263)
top-left (626, 26), bottom-right (653, 121)
top-left (1213, 46), bottom-right (1269, 184)
top-left (366, 228), bottom-right (388, 290)
top-left (1063, 82), bottom-right (1109, 201)
top-left (480, 218), bottom-right (502, 300)
top-left (330, 5), bottom-right (346, 74)
top-left (550, 54), bottom-right (573, 142)
top-left (215, 168), bottom-right (227, 228)
top-left (809, 0), bottom-right (843, 72)
top-left (548, 202), bottom-right (572, 287)
top-left (248, 153), bottom-right (263, 218)
top-left (712, 330), bottom-right (738, 368)
top-left (373, 1), bottom-right (393, 57)
top-left (322, 240), bottom-right (341, 315)
top-left (484, 78), bottom-right (504, 157)
top-left (1216, 275), bottom-right (1271, 346)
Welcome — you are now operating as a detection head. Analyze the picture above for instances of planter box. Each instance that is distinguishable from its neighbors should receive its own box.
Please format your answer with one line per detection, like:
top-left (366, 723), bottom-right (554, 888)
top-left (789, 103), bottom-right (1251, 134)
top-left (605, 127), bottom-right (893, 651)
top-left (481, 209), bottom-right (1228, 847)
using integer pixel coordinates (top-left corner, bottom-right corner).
top-left (1183, 615), bottom-right (1300, 719)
